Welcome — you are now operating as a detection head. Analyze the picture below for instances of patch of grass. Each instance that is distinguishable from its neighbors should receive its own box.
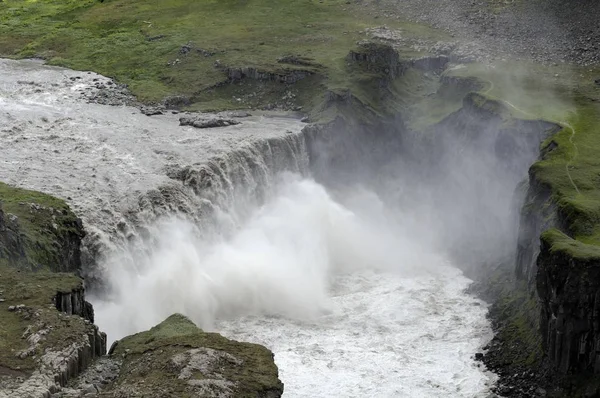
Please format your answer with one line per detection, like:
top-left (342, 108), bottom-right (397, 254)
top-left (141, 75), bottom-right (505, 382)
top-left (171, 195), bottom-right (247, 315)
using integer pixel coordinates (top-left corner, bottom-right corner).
top-left (541, 229), bottom-right (600, 262)
top-left (533, 102), bottom-right (600, 245)
top-left (108, 314), bottom-right (282, 397)
top-left (0, 0), bottom-right (447, 111)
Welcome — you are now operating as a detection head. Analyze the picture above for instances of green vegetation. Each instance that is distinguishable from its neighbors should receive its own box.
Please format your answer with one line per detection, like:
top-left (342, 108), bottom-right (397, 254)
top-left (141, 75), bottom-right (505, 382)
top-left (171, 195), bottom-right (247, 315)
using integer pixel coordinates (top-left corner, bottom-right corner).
top-left (481, 266), bottom-right (544, 368)
top-left (497, 287), bottom-right (543, 367)
top-left (541, 228), bottom-right (600, 261)
top-left (107, 314), bottom-right (282, 397)
top-left (0, 183), bottom-right (90, 373)
top-left (534, 102), bottom-right (600, 246)
top-left (0, 0), bottom-right (445, 113)
top-left (0, 182), bottom-right (83, 272)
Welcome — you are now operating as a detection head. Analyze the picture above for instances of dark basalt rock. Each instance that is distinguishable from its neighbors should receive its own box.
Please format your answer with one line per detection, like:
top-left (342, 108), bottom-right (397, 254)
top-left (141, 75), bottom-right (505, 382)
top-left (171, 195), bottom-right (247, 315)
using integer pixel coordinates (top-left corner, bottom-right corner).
top-left (537, 233), bottom-right (600, 376)
top-left (140, 106), bottom-right (164, 116)
top-left (179, 116), bottom-right (241, 128)
top-left (163, 95), bottom-right (191, 109)
top-left (347, 41), bottom-right (407, 80)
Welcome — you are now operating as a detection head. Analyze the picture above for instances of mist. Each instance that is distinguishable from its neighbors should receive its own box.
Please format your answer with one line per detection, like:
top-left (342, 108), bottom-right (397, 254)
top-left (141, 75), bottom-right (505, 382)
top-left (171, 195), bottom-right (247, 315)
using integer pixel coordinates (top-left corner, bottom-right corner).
top-left (93, 173), bottom-right (445, 341)
top-left (92, 94), bottom-right (550, 339)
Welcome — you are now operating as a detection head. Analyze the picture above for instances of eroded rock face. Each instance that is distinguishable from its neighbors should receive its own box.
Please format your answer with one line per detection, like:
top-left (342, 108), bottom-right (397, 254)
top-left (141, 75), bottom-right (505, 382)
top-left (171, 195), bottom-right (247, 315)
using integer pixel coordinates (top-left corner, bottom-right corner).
top-left (0, 295), bottom-right (106, 398)
top-left (55, 287), bottom-right (96, 324)
top-left (0, 206), bottom-right (25, 264)
top-left (513, 156), bottom-right (600, 393)
top-left (101, 314), bottom-right (283, 398)
top-left (347, 42), bottom-right (406, 79)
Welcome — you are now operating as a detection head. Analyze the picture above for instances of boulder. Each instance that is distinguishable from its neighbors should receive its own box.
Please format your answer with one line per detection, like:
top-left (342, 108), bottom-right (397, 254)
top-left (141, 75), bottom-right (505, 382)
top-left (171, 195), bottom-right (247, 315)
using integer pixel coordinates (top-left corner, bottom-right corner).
top-left (102, 314), bottom-right (283, 397)
top-left (179, 116), bottom-right (241, 129)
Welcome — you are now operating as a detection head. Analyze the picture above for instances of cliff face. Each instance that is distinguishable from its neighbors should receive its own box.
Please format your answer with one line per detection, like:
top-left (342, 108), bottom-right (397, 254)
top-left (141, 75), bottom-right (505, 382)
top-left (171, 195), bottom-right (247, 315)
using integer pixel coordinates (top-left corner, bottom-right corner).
top-left (1, 183), bottom-right (284, 398)
top-left (514, 165), bottom-right (600, 395)
top-left (536, 232), bottom-right (600, 376)
top-left (515, 175), bottom-right (558, 285)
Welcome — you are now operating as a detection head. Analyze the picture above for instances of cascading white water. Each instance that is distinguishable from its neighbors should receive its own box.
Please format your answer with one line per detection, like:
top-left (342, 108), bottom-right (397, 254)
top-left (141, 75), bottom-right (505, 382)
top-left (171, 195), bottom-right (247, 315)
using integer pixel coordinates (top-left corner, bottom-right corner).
top-left (94, 174), bottom-right (496, 397)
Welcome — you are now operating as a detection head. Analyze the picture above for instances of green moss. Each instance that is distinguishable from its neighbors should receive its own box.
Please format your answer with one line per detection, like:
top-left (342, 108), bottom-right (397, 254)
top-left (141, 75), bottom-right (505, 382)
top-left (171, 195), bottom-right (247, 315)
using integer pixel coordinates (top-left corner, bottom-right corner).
top-left (0, 182), bottom-right (83, 272)
top-left (532, 102), bottom-right (600, 248)
top-left (109, 314), bottom-right (282, 397)
top-left (485, 268), bottom-right (544, 367)
top-left (541, 229), bottom-right (600, 261)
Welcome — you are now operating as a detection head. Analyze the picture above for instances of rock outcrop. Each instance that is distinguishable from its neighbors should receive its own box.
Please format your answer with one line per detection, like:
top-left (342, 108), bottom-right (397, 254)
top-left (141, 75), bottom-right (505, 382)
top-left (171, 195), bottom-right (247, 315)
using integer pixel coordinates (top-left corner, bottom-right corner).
top-left (225, 66), bottom-right (312, 84)
top-left (55, 286), bottom-right (96, 323)
top-left (179, 116), bottom-right (241, 128)
top-left (0, 184), bottom-right (106, 397)
top-left (0, 182), bottom-right (85, 273)
top-left (0, 269), bottom-right (107, 398)
top-left (101, 314), bottom-right (284, 398)
top-left (347, 42), bottom-right (407, 80)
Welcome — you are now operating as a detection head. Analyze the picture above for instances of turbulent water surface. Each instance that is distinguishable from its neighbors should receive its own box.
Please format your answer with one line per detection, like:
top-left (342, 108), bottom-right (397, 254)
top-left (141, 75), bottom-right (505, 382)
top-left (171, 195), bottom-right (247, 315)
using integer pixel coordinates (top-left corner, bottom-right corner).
top-left (94, 177), bottom-right (496, 397)
top-left (0, 59), bottom-right (496, 397)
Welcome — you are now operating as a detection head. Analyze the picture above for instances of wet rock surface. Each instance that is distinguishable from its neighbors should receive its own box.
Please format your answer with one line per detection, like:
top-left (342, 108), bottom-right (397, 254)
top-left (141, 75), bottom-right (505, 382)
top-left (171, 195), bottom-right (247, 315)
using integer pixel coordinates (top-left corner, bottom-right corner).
top-left (537, 235), bottom-right (600, 375)
top-left (179, 116), bottom-right (241, 128)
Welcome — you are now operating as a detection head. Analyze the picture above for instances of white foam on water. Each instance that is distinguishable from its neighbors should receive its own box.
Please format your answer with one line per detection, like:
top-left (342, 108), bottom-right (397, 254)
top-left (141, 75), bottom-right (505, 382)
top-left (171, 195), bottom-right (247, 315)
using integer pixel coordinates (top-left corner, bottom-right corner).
top-left (218, 269), bottom-right (494, 397)
top-left (94, 176), bottom-right (495, 397)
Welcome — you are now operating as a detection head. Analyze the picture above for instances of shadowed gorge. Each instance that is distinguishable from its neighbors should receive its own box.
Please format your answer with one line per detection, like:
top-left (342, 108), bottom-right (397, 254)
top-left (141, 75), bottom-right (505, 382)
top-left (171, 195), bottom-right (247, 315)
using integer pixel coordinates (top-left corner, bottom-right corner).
top-left (1, 1), bottom-right (600, 397)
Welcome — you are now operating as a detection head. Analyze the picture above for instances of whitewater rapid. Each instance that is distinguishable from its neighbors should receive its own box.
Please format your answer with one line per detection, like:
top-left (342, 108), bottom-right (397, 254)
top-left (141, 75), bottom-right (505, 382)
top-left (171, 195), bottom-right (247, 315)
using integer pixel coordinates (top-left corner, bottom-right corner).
top-left (94, 176), bottom-right (496, 397)
top-left (218, 269), bottom-right (493, 397)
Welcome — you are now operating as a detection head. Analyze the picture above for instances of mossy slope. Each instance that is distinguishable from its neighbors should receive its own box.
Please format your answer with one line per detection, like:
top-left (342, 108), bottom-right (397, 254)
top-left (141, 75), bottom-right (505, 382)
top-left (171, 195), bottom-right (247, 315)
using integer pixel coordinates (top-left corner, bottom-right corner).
top-left (0, 182), bottom-right (84, 273)
top-left (104, 314), bottom-right (283, 398)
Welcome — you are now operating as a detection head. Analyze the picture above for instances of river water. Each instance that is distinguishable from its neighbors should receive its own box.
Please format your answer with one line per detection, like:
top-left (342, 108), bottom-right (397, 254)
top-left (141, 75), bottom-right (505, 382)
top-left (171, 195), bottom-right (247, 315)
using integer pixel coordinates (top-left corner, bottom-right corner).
top-left (0, 59), bottom-right (496, 397)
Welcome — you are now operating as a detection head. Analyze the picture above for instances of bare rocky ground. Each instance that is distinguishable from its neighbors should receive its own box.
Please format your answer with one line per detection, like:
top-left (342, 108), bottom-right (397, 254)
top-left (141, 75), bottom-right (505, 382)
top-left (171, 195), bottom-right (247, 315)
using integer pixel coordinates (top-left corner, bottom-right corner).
top-left (363, 0), bottom-right (600, 66)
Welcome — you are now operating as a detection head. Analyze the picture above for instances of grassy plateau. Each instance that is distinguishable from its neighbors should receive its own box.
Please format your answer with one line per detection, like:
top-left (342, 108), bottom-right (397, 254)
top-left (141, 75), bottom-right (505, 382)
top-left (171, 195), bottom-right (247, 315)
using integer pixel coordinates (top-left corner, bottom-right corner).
top-left (0, 0), bottom-right (445, 112)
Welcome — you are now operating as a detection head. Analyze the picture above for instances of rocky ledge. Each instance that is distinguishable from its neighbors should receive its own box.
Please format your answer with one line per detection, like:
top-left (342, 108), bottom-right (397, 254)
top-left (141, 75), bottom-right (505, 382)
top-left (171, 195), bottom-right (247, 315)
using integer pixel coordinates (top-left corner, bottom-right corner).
top-left (100, 314), bottom-right (283, 398)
